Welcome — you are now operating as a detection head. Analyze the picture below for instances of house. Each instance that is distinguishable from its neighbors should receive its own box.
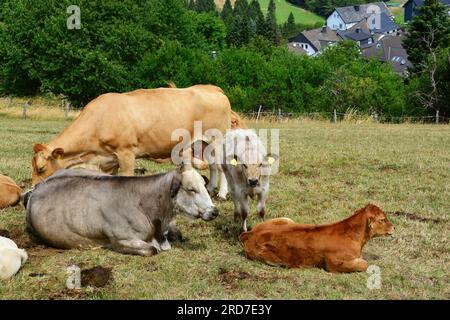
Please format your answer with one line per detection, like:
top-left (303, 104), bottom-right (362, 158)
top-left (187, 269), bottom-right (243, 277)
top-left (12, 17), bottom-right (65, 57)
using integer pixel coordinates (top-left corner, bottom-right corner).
top-left (287, 42), bottom-right (308, 55)
top-left (337, 13), bottom-right (399, 47)
top-left (403, 0), bottom-right (450, 22)
top-left (327, 2), bottom-right (392, 31)
top-left (362, 34), bottom-right (412, 76)
top-left (288, 26), bottom-right (341, 56)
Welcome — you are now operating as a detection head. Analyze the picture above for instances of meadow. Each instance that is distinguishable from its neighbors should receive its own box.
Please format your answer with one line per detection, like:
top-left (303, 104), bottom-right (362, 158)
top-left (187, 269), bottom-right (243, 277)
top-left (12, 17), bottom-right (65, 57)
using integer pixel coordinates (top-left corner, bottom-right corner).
top-left (0, 111), bottom-right (449, 299)
top-left (215, 0), bottom-right (324, 25)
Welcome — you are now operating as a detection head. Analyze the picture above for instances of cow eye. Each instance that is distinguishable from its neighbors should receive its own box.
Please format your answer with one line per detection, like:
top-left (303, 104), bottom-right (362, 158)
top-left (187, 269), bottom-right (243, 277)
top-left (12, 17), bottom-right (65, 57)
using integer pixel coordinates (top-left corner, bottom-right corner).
top-left (243, 164), bottom-right (247, 169)
top-left (187, 188), bottom-right (196, 193)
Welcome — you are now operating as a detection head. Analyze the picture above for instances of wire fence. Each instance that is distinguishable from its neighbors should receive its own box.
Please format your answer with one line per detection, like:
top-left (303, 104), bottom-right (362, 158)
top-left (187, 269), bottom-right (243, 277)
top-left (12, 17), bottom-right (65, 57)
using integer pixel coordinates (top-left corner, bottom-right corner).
top-left (244, 109), bottom-right (449, 124)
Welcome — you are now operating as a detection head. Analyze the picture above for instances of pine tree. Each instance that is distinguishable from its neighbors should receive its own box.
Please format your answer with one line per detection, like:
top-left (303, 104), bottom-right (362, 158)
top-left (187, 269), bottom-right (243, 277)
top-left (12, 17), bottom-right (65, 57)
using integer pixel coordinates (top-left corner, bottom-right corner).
top-left (403, 0), bottom-right (450, 73)
top-left (248, 0), bottom-right (264, 37)
top-left (195, 0), bottom-right (216, 13)
top-left (264, 0), bottom-right (280, 44)
top-left (221, 0), bottom-right (234, 27)
top-left (282, 12), bottom-right (297, 38)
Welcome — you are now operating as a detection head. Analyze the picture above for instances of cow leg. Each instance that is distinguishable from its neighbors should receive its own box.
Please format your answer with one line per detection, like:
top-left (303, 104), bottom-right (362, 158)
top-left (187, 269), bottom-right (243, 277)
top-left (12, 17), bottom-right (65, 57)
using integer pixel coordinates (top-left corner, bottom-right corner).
top-left (325, 258), bottom-right (369, 273)
top-left (240, 199), bottom-right (250, 232)
top-left (217, 169), bottom-right (228, 200)
top-left (256, 192), bottom-right (267, 222)
top-left (112, 239), bottom-right (158, 257)
top-left (207, 164), bottom-right (218, 195)
top-left (116, 149), bottom-right (136, 176)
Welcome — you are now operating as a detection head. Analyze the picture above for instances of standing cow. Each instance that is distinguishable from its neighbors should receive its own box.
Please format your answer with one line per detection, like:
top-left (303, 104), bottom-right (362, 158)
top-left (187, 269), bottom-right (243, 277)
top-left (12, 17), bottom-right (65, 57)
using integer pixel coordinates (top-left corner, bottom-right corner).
top-left (26, 165), bottom-right (218, 256)
top-left (221, 129), bottom-right (277, 232)
top-left (0, 175), bottom-right (22, 209)
top-left (31, 85), bottom-right (231, 199)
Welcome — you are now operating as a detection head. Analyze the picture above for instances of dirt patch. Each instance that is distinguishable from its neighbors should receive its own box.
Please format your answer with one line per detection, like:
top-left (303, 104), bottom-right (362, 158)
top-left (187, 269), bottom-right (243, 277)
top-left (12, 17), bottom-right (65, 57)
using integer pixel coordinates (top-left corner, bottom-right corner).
top-left (392, 211), bottom-right (446, 224)
top-left (217, 267), bottom-right (288, 291)
top-left (49, 289), bottom-right (84, 300)
top-left (378, 164), bottom-right (401, 172)
top-left (134, 168), bottom-right (147, 176)
top-left (81, 266), bottom-right (113, 288)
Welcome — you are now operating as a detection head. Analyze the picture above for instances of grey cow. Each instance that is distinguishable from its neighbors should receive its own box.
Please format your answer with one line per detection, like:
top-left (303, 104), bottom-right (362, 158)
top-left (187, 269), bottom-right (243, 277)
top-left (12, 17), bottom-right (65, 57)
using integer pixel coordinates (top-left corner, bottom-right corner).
top-left (26, 165), bottom-right (218, 256)
top-left (221, 129), bottom-right (277, 232)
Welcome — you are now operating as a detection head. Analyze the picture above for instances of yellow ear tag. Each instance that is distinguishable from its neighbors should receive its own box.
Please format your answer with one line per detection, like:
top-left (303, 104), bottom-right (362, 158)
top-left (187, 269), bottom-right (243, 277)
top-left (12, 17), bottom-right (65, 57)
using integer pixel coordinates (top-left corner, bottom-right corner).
top-left (268, 157), bottom-right (275, 165)
top-left (230, 158), bottom-right (238, 166)
top-left (56, 154), bottom-right (62, 160)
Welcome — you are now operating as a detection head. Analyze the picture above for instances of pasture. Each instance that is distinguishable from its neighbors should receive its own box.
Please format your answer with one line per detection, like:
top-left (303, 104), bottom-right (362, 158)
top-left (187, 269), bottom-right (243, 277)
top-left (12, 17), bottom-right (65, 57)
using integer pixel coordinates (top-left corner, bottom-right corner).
top-left (215, 0), bottom-right (324, 25)
top-left (0, 113), bottom-right (449, 299)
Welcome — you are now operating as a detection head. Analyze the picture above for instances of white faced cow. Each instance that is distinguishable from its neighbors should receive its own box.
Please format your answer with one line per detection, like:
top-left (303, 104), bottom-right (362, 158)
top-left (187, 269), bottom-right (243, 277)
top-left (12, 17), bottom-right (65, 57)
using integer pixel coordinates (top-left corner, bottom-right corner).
top-left (26, 165), bottom-right (218, 256)
top-left (0, 236), bottom-right (28, 280)
top-left (221, 129), bottom-right (277, 232)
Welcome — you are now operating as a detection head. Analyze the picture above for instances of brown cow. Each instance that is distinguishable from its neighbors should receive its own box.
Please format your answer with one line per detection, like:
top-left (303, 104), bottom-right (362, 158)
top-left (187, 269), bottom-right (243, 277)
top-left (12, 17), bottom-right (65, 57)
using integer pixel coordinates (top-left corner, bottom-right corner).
top-left (0, 175), bottom-right (22, 209)
top-left (31, 85), bottom-right (231, 186)
top-left (240, 204), bottom-right (394, 273)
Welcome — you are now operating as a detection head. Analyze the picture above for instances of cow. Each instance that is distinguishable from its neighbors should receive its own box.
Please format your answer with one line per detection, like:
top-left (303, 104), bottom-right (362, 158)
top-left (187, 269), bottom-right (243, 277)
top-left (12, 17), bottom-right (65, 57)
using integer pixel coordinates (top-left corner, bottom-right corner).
top-left (31, 85), bottom-right (231, 201)
top-left (239, 204), bottom-right (395, 273)
top-left (26, 165), bottom-right (218, 256)
top-left (220, 129), bottom-right (277, 232)
top-left (0, 236), bottom-right (28, 280)
top-left (0, 175), bottom-right (22, 209)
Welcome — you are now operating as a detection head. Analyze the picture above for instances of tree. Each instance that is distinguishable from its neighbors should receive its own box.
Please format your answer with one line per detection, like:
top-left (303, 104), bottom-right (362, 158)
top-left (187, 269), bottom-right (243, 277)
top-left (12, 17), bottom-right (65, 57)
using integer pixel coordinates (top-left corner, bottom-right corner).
top-left (282, 12), bottom-right (297, 38)
top-left (410, 46), bottom-right (450, 119)
top-left (221, 0), bottom-right (234, 27)
top-left (248, 0), bottom-right (264, 36)
top-left (403, 0), bottom-right (450, 73)
top-left (264, 0), bottom-right (280, 44)
top-left (194, 0), bottom-right (216, 13)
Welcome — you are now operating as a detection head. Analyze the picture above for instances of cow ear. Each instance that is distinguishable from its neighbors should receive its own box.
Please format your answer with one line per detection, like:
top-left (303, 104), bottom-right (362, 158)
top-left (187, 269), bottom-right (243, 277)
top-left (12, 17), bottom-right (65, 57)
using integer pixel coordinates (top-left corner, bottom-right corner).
top-left (170, 174), bottom-right (182, 198)
top-left (265, 153), bottom-right (279, 165)
top-left (51, 148), bottom-right (64, 160)
top-left (33, 144), bottom-right (46, 153)
top-left (368, 217), bottom-right (374, 229)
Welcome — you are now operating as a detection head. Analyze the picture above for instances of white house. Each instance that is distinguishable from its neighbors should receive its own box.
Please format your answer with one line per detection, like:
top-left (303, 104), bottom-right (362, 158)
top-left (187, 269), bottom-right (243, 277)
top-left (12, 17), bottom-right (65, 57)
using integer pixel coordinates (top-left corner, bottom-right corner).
top-left (288, 26), bottom-right (341, 57)
top-left (327, 2), bottom-right (392, 31)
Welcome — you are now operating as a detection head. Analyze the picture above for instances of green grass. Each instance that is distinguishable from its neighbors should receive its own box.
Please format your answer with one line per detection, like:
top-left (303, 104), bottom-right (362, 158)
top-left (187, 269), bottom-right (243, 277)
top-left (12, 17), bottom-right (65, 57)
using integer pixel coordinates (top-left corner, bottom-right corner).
top-left (215, 0), bottom-right (324, 25)
top-left (0, 115), bottom-right (449, 299)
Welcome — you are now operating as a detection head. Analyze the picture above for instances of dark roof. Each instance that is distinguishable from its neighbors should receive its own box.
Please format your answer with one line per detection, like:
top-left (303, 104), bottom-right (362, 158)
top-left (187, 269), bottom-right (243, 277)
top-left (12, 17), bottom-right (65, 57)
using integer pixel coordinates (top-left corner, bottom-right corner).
top-left (338, 29), bottom-right (372, 41)
top-left (368, 12), bottom-right (399, 33)
top-left (289, 27), bottom-right (340, 52)
top-left (403, 0), bottom-right (450, 8)
top-left (362, 35), bottom-right (412, 75)
top-left (335, 2), bottom-right (391, 24)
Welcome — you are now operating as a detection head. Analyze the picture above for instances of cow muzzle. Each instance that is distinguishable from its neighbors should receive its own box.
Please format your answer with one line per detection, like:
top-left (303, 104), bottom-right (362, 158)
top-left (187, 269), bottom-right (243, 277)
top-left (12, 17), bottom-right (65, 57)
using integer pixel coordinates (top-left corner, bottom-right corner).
top-left (201, 207), bottom-right (219, 221)
top-left (248, 179), bottom-right (259, 187)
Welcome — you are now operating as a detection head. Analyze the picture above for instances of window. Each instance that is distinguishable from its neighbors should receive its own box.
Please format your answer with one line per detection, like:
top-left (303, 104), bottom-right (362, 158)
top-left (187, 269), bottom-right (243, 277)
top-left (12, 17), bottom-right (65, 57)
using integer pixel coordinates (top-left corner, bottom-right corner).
top-left (339, 23), bottom-right (343, 29)
top-left (305, 44), bottom-right (309, 49)
top-left (368, 38), bottom-right (372, 44)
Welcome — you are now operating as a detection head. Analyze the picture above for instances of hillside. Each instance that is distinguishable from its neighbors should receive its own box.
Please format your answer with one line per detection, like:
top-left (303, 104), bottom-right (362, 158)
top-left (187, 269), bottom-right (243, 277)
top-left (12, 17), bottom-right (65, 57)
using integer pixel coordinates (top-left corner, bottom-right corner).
top-left (215, 0), bottom-right (324, 25)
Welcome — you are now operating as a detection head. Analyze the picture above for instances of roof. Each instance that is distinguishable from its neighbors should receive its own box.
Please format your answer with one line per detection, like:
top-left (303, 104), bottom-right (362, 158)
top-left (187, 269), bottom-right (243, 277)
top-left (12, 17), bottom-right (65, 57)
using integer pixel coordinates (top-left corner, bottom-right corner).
top-left (362, 35), bottom-right (412, 75)
top-left (403, 0), bottom-right (450, 8)
top-left (368, 12), bottom-right (399, 33)
top-left (335, 2), bottom-right (391, 24)
top-left (290, 26), bottom-right (341, 52)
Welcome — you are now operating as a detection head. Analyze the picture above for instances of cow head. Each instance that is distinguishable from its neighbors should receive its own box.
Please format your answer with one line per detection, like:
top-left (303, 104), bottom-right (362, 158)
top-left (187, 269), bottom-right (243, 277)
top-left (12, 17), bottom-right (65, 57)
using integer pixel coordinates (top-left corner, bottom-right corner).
top-left (365, 204), bottom-right (395, 238)
top-left (231, 153), bottom-right (278, 188)
top-left (32, 144), bottom-right (65, 185)
top-left (172, 164), bottom-right (219, 221)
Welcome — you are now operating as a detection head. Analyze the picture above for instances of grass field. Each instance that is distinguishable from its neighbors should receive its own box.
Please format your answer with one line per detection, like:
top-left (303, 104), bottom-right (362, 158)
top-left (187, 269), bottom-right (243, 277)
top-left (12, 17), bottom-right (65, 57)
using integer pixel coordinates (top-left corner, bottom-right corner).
top-left (215, 0), bottom-right (324, 25)
top-left (386, 1), bottom-right (406, 25)
top-left (0, 113), bottom-right (449, 299)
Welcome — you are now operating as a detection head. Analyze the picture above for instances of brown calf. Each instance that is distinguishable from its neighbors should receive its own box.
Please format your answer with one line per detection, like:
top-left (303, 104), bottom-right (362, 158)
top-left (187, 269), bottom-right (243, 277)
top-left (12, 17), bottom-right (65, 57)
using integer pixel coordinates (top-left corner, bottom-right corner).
top-left (240, 204), bottom-right (394, 273)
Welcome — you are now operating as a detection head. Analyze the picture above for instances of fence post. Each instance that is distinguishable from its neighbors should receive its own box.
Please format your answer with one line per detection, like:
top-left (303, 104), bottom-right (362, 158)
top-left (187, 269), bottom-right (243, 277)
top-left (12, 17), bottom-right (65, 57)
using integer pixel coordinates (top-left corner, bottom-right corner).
top-left (22, 101), bottom-right (30, 119)
top-left (436, 110), bottom-right (439, 124)
top-left (256, 105), bottom-right (262, 123)
top-left (8, 97), bottom-right (13, 108)
top-left (373, 112), bottom-right (379, 123)
top-left (277, 108), bottom-right (281, 122)
top-left (333, 109), bottom-right (337, 123)
top-left (64, 101), bottom-right (71, 119)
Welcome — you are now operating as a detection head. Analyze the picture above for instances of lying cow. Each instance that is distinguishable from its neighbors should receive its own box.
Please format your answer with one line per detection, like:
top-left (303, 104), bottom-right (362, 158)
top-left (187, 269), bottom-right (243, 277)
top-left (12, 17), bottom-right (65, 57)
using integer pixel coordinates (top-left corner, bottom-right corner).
top-left (240, 204), bottom-right (395, 273)
top-left (26, 165), bottom-right (218, 256)
top-left (0, 236), bottom-right (28, 280)
top-left (0, 175), bottom-right (22, 209)
top-left (31, 85), bottom-right (231, 200)
top-left (220, 129), bottom-right (277, 231)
